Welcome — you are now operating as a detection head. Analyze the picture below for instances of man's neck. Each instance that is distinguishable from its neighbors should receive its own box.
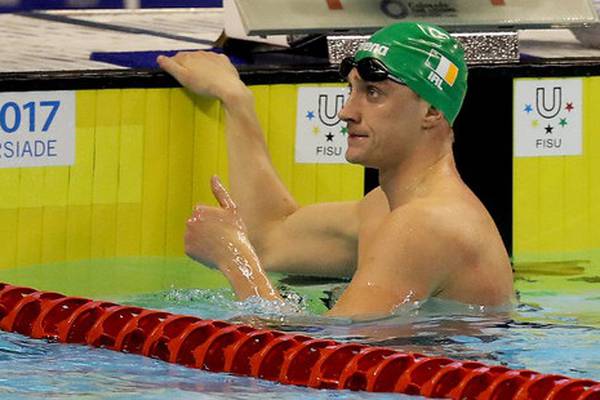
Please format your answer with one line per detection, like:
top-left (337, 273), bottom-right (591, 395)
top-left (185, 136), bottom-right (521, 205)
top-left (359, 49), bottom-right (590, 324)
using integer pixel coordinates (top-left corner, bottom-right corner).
top-left (378, 144), bottom-right (457, 210)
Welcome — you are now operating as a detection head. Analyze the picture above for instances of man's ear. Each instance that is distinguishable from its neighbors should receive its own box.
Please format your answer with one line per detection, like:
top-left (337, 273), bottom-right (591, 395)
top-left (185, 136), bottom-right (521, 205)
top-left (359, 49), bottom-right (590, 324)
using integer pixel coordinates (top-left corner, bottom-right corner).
top-left (422, 105), bottom-right (444, 130)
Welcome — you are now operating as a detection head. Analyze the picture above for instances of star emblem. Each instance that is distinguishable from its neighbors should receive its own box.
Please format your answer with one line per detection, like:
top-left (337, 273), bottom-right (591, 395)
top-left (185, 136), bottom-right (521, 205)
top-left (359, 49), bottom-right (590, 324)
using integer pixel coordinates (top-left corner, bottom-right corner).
top-left (559, 118), bottom-right (568, 127)
top-left (340, 126), bottom-right (348, 135)
top-left (545, 124), bottom-right (554, 134)
top-left (325, 132), bottom-right (335, 142)
top-left (306, 111), bottom-right (315, 120)
top-left (312, 126), bottom-right (320, 135)
top-left (524, 104), bottom-right (533, 114)
top-left (531, 120), bottom-right (539, 128)
top-left (565, 102), bottom-right (574, 112)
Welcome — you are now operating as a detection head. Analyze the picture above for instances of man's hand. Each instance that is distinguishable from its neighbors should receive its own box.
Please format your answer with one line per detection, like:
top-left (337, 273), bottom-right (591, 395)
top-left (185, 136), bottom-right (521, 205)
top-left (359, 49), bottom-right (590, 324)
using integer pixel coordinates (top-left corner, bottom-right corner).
top-left (157, 51), bottom-right (248, 104)
top-left (184, 175), bottom-right (247, 270)
top-left (184, 176), bottom-right (281, 301)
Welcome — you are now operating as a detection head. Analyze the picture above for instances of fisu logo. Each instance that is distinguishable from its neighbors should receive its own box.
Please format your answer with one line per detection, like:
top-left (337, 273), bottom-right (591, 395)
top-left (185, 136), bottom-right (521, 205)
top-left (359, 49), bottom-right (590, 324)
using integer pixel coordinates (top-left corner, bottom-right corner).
top-left (296, 87), bottom-right (349, 164)
top-left (514, 78), bottom-right (582, 158)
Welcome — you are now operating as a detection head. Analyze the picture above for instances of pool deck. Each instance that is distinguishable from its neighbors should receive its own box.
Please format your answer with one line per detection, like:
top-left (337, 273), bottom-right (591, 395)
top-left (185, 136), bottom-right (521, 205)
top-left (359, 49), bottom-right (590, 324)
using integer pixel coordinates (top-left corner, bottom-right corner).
top-left (0, 8), bottom-right (222, 72)
top-left (1, 8), bottom-right (600, 73)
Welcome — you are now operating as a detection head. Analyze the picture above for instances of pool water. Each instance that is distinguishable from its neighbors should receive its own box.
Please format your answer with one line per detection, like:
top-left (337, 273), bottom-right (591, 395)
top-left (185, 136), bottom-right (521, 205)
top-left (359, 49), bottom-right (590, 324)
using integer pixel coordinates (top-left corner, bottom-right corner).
top-left (0, 258), bottom-right (599, 399)
top-left (0, 331), bottom-right (423, 400)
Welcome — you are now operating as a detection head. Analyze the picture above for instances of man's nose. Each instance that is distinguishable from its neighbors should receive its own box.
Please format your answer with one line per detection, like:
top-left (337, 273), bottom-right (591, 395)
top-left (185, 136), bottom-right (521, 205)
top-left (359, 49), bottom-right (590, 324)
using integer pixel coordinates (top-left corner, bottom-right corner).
top-left (338, 94), bottom-right (359, 123)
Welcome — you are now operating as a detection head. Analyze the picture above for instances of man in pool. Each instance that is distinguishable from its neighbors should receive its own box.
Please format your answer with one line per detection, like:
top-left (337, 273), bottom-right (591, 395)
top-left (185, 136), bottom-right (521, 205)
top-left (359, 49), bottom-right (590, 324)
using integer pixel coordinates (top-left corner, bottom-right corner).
top-left (157, 22), bottom-right (514, 318)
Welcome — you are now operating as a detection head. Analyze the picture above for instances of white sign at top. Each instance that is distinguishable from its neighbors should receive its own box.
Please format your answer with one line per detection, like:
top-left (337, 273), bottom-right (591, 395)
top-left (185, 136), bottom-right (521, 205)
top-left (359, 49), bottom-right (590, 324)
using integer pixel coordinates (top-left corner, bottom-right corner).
top-left (0, 91), bottom-right (75, 168)
top-left (234, 0), bottom-right (598, 35)
top-left (514, 78), bottom-right (583, 157)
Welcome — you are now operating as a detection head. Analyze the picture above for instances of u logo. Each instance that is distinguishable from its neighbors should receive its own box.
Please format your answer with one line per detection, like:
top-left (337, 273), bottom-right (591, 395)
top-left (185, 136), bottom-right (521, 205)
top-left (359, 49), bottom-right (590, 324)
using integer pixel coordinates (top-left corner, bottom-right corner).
top-left (318, 94), bottom-right (345, 127)
top-left (536, 87), bottom-right (562, 119)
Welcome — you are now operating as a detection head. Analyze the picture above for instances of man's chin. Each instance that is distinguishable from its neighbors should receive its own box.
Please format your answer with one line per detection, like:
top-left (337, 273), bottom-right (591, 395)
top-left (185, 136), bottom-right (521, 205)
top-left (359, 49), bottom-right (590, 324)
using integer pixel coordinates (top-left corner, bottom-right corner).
top-left (344, 152), bottom-right (359, 165)
top-left (345, 152), bottom-right (371, 167)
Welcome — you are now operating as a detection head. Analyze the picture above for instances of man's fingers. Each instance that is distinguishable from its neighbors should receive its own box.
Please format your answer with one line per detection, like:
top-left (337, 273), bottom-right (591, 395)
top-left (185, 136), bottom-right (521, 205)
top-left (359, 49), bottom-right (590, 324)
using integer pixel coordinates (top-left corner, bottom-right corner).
top-left (157, 55), bottom-right (189, 84)
top-left (210, 175), bottom-right (237, 211)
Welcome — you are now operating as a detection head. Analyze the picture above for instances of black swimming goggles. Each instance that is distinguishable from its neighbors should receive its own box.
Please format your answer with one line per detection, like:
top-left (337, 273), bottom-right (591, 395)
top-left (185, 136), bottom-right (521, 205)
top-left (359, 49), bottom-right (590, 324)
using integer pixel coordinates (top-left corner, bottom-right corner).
top-left (339, 57), bottom-right (406, 86)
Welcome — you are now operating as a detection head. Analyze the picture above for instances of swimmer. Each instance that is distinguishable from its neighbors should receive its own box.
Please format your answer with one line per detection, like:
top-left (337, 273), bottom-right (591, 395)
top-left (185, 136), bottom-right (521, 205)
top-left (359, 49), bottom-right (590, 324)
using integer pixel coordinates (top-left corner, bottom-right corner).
top-left (158, 22), bottom-right (515, 318)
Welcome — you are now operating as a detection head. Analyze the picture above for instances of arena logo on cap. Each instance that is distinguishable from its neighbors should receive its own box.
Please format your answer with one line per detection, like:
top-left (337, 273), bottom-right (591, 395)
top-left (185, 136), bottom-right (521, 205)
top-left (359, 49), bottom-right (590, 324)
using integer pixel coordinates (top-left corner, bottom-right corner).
top-left (424, 49), bottom-right (458, 90)
top-left (357, 41), bottom-right (390, 57)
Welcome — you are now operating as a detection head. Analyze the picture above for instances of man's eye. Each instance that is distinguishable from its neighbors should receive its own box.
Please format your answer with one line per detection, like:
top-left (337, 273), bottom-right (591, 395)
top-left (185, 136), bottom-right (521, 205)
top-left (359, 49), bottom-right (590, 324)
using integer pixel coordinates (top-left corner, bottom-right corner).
top-left (367, 86), bottom-right (381, 98)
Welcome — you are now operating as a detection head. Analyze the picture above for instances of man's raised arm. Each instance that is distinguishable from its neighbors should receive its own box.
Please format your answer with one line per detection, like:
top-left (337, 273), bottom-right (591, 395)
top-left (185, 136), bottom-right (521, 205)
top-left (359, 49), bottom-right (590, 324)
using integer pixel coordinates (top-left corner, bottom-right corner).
top-left (158, 51), bottom-right (359, 277)
top-left (158, 52), bottom-right (297, 236)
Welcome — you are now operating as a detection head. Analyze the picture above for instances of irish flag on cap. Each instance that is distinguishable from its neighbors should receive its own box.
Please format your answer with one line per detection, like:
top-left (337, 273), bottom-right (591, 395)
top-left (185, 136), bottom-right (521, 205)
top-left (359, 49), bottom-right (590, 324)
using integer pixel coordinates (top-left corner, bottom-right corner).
top-left (425, 49), bottom-right (459, 87)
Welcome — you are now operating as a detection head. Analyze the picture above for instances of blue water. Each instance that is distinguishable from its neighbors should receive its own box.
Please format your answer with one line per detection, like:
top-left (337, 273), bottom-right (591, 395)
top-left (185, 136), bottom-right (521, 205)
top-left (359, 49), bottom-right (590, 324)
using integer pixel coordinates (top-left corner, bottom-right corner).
top-left (1, 279), bottom-right (599, 399)
top-left (1, 331), bottom-right (420, 399)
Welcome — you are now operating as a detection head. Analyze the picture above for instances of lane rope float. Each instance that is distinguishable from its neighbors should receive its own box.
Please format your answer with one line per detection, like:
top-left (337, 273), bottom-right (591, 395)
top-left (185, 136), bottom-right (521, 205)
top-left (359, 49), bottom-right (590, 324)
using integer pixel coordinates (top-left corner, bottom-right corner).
top-left (0, 282), bottom-right (598, 399)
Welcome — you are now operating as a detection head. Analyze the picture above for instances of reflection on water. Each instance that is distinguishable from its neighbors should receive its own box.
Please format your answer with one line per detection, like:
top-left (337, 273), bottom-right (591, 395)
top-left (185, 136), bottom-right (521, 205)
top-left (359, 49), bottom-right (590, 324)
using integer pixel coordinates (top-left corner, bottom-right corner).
top-left (1, 278), bottom-right (599, 398)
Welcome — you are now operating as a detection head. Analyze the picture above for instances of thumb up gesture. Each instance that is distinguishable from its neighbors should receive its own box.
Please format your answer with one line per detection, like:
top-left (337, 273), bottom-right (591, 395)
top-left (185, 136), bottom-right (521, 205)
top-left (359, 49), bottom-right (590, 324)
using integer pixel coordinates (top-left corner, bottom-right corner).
top-left (184, 176), bottom-right (249, 269)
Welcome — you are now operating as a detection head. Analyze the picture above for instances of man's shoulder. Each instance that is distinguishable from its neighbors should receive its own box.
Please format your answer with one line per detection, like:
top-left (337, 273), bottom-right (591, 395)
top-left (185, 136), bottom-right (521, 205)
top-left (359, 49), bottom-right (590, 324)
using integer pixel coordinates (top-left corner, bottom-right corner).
top-left (359, 202), bottom-right (471, 285)
top-left (361, 186), bottom-right (386, 204)
top-left (358, 185), bottom-right (492, 253)
top-left (386, 199), bottom-right (484, 255)
top-left (358, 186), bottom-right (388, 218)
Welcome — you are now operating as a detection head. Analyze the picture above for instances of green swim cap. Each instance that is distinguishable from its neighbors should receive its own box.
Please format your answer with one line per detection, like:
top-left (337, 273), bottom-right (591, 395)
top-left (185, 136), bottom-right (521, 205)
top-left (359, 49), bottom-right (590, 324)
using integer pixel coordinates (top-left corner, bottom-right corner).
top-left (354, 22), bottom-right (468, 125)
